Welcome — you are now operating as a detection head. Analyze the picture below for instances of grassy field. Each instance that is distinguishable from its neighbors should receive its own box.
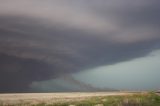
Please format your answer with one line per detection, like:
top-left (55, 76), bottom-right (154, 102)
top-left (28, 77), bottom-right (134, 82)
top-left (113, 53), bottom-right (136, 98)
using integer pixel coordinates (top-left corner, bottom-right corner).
top-left (0, 92), bottom-right (160, 106)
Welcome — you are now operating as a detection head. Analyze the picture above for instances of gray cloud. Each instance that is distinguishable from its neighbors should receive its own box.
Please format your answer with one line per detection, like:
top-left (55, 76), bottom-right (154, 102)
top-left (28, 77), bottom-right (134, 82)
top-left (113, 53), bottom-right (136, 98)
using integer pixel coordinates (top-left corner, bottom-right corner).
top-left (0, 0), bottom-right (160, 92)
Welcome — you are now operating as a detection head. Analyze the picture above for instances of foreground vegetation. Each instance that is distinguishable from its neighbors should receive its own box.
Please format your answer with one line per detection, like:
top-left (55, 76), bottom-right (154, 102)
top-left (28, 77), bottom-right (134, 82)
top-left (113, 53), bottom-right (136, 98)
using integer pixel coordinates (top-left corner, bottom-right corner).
top-left (0, 92), bottom-right (160, 106)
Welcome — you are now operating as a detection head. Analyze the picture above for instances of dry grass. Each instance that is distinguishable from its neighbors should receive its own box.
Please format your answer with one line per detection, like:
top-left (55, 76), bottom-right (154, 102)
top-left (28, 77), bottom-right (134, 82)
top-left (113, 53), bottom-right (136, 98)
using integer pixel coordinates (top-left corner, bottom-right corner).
top-left (0, 92), bottom-right (159, 106)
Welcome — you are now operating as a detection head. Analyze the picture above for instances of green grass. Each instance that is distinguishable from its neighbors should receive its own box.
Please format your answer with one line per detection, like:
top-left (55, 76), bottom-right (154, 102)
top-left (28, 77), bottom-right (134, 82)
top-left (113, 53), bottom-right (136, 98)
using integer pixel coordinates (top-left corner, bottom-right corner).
top-left (1, 92), bottom-right (160, 106)
top-left (32, 92), bottom-right (160, 106)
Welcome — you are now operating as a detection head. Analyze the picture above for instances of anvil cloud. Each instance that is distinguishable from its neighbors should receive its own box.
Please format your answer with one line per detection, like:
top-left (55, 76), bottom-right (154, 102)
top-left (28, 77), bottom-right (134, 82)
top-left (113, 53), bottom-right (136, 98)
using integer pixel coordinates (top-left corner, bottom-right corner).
top-left (0, 0), bottom-right (160, 92)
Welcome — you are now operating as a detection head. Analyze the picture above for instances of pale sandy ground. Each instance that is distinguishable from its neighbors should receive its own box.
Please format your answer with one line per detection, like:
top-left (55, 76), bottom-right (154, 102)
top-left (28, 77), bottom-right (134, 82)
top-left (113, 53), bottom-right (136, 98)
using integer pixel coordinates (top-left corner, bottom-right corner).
top-left (0, 92), bottom-right (143, 105)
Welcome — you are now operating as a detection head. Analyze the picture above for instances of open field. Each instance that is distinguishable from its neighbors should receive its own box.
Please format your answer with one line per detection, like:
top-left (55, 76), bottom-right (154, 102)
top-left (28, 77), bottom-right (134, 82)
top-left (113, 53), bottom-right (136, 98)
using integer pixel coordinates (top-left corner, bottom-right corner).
top-left (0, 92), bottom-right (160, 106)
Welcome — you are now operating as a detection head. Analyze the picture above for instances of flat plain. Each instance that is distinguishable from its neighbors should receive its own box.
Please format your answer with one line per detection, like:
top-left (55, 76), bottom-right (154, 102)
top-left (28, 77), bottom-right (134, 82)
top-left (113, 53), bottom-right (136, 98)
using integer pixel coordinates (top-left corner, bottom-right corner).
top-left (0, 92), bottom-right (159, 106)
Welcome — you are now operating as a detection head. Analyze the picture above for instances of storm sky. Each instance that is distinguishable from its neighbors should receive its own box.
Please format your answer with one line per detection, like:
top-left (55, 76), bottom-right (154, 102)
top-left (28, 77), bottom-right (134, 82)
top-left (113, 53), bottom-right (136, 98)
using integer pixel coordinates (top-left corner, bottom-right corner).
top-left (0, 0), bottom-right (160, 92)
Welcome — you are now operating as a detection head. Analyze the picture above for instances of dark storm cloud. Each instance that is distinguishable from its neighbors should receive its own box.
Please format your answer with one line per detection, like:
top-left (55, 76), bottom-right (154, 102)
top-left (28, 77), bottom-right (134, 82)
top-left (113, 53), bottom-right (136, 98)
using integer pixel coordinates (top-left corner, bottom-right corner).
top-left (0, 0), bottom-right (160, 92)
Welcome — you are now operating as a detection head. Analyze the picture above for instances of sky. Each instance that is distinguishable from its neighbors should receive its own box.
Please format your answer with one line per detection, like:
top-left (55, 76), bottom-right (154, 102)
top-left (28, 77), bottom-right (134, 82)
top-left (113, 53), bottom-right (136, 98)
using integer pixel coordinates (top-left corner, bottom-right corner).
top-left (0, 0), bottom-right (160, 92)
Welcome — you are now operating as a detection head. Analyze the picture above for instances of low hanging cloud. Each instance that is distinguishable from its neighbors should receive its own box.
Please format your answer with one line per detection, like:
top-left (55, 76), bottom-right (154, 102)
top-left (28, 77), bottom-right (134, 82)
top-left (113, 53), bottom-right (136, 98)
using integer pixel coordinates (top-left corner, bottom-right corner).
top-left (0, 0), bottom-right (160, 92)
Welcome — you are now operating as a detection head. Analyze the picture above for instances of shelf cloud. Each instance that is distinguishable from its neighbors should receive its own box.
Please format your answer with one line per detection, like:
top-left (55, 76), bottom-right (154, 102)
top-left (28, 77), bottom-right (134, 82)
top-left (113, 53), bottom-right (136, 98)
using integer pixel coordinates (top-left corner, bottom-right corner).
top-left (0, 0), bottom-right (160, 92)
